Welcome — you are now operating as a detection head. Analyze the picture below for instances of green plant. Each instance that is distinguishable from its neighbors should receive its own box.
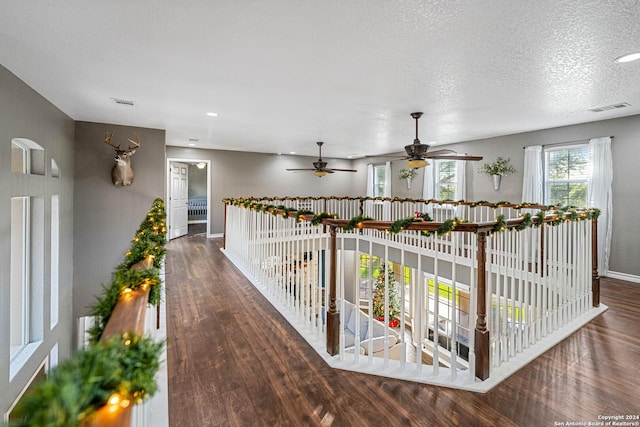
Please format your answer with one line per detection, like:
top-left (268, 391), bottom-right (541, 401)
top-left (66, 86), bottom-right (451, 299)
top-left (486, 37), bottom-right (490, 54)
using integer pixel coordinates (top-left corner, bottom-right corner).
top-left (479, 157), bottom-right (517, 176)
top-left (397, 168), bottom-right (419, 180)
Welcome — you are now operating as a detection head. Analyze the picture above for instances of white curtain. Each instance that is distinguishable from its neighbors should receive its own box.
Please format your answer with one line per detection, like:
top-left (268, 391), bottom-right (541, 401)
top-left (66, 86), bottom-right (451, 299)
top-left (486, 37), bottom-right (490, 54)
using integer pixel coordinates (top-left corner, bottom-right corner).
top-left (522, 145), bottom-right (543, 203)
top-left (366, 164), bottom-right (374, 197)
top-left (422, 162), bottom-right (434, 200)
top-left (589, 137), bottom-right (613, 276)
top-left (422, 162), bottom-right (435, 215)
top-left (454, 160), bottom-right (466, 201)
top-left (382, 161), bottom-right (392, 220)
top-left (383, 162), bottom-right (392, 198)
top-left (365, 164), bottom-right (374, 217)
top-left (455, 160), bottom-right (466, 216)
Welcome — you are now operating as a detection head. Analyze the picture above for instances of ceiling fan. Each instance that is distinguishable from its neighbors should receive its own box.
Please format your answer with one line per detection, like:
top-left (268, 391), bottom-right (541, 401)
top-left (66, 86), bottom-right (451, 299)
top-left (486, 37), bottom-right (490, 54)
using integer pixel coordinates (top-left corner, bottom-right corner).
top-left (286, 141), bottom-right (358, 177)
top-left (399, 112), bottom-right (483, 168)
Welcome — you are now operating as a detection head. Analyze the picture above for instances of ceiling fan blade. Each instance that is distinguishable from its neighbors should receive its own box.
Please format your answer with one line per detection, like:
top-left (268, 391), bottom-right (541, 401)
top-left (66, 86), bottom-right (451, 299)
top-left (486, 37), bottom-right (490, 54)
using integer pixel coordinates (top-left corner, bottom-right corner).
top-left (364, 154), bottom-right (405, 158)
top-left (424, 149), bottom-right (456, 157)
top-left (328, 168), bottom-right (358, 172)
top-left (427, 155), bottom-right (484, 161)
top-left (286, 168), bottom-right (316, 171)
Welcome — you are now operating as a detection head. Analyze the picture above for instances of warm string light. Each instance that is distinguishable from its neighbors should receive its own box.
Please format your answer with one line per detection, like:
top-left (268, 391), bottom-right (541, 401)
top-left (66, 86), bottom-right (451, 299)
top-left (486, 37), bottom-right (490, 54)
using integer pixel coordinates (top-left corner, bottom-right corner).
top-left (108, 393), bottom-right (131, 411)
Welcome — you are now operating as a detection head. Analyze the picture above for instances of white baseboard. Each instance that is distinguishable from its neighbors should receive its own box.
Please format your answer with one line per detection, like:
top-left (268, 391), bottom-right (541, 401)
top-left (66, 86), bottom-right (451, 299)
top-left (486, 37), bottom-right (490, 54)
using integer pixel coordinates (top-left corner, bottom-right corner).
top-left (207, 232), bottom-right (223, 238)
top-left (606, 271), bottom-right (640, 284)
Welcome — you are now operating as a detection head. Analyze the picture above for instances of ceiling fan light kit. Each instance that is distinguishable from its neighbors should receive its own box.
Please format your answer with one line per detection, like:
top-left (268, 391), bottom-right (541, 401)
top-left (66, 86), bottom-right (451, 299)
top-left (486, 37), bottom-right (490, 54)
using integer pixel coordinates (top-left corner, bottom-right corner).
top-left (407, 158), bottom-right (428, 168)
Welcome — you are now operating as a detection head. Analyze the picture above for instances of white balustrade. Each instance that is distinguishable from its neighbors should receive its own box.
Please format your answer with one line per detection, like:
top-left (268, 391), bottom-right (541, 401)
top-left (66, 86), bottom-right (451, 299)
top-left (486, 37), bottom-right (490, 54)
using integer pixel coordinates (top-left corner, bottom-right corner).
top-left (222, 197), bottom-right (604, 392)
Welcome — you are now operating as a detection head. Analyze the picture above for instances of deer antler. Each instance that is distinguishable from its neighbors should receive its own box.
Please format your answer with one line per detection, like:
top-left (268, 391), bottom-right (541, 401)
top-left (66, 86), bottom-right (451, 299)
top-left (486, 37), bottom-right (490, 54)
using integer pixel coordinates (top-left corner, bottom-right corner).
top-left (127, 135), bottom-right (141, 151)
top-left (104, 132), bottom-right (141, 153)
top-left (104, 132), bottom-right (122, 150)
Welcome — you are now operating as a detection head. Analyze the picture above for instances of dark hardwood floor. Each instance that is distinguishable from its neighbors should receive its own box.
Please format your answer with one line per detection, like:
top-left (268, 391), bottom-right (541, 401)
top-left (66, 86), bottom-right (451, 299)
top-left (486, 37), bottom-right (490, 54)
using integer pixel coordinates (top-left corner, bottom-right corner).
top-left (165, 235), bottom-right (640, 427)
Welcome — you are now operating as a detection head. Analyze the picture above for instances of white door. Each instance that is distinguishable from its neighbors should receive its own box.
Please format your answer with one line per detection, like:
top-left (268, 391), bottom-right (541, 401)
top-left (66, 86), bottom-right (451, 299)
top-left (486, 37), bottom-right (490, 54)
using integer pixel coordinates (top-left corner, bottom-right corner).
top-left (169, 162), bottom-right (189, 239)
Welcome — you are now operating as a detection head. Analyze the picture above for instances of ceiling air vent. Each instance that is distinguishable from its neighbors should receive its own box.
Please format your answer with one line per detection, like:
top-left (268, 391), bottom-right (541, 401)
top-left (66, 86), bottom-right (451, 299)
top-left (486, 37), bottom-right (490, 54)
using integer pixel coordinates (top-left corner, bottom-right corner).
top-left (111, 97), bottom-right (136, 106)
top-left (588, 102), bottom-right (631, 113)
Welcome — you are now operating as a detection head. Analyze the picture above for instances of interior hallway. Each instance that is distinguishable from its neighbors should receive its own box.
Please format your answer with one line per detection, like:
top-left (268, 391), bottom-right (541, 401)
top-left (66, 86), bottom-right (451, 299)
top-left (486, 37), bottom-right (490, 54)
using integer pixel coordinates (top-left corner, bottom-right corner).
top-left (164, 234), bottom-right (640, 426)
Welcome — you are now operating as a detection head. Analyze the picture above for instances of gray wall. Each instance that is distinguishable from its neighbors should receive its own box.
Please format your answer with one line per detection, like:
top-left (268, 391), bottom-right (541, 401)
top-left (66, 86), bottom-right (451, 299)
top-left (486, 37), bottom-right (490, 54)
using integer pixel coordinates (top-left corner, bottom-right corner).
top-left (0, 65), bottom-right (75, 416)
top-left (187, 164), bottom-right (207, 198)
top-left (441, 115), bottom-right (640, 277)
top-left (353, 115), bottom-right (640, 276)
top-left (73, 122), bottom-right (165, 318)
top-left (166, 147), bottom-right (358, 234)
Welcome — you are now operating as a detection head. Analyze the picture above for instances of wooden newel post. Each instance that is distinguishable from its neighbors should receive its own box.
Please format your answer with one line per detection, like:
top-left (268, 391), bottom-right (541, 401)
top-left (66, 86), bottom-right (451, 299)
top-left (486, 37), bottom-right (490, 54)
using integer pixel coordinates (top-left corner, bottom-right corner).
top-left (591, 218), bottom-right (600, 307)
top-left (475, 231), bottom-right (490, 380)
top-left (326, 226), bottom-right (340, 356)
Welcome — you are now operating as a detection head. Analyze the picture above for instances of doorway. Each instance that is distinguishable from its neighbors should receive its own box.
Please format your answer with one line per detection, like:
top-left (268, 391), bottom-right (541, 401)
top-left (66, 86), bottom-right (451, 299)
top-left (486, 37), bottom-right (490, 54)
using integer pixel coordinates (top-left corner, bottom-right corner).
top-left (166, 158), bottom-right (211, 240)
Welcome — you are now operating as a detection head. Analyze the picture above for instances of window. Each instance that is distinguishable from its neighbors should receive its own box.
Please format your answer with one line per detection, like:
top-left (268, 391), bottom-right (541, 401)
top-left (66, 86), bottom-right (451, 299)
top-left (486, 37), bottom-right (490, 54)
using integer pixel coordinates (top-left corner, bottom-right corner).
top-left (426, 279), bottom-right (471, 360)
top-left (434, 160), bottom-right (457, 200)
top-left (11, 138), bottom-right (45, 175)
top-left (11, 141), bottom-right (29, 174)
top-left (10, 195), bottom-right (45, 376)
top-left (544, 145), bottom-right (590, 207)
top-left (373, 164), bottom-right (386, 197)
top-left (50, 195), bottom-right (60, 329)
top-left (51, 159), bottom-right (60, 178)
top-left (10, 197), bottom-right (30, 361)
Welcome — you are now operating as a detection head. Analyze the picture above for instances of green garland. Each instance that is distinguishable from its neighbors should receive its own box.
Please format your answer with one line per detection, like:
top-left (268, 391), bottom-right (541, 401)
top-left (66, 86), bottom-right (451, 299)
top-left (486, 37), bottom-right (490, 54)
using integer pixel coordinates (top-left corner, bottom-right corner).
top-left (13, 199), bottom-right (169, 426)
top-left (492, 215), bottom-right (507, 233)
top-left (295, 209), bottom-right (315, 223)
top-left (390, 217), bottom-right (422, 234)
top-left (88, 199), bottom-right (167, 343)
top-left (415, 212), bottom-right (433, 222)
top-left (88, 268), bottom-right (162, 344)
top-left (515, 213), bottom-right (533, 231)
top-left (12, 334), bottom-right (163, 427)
top-left (343, 215), bottom-right (373, 231)
top-left (223, 197), bottom-right (602, 235)
top-left (311, 212), bottom-right (337, 225)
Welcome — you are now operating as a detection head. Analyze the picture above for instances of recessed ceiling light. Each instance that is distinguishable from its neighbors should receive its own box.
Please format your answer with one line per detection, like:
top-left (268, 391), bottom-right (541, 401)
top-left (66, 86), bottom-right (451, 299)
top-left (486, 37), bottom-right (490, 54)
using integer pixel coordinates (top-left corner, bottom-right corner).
top-left (347, 155), bottom-right (353, 159)
top-left (188, 143), bottom-right (196, 146)
top-left (206, 112), bottom-right (218, 117)
top-left (289, 151), bottom-right (296, 155)
top-left (614, 52), bottom-right (640, 63)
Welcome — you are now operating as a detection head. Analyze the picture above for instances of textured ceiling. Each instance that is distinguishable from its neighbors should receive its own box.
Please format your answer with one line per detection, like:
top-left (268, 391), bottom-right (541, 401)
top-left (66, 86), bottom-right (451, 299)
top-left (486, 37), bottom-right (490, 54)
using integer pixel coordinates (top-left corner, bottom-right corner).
top-left (1, 1), bottom-right (639, 158)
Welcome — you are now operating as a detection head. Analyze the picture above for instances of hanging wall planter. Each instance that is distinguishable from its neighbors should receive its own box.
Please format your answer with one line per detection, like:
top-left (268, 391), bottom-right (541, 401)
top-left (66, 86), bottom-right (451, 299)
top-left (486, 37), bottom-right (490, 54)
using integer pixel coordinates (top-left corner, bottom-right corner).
top-left (492, 174), bottom-right (502, 191)
top-left (479, 157), bottom-right (516, 191)
top-left (398, 168), bottom-right (418, 190)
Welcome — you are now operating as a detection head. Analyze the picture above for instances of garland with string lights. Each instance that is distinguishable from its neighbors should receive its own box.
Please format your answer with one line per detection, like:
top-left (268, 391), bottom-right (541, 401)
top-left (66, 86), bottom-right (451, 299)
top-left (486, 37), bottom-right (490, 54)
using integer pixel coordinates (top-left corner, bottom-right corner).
top-left (223, 197), bottom-right (602, 235)
top-left (89, 198), bottom-right (167, 343)
top-left (311, 212), bottom-right (337, 225)
top-left (343, 215), bottom-right (373, 231)
top-left (295, 209), bottom-right (315, 223)
top-left (11, 199), bottom-right (168, 426)
top-left (12, 333), bottom-right (163, 427)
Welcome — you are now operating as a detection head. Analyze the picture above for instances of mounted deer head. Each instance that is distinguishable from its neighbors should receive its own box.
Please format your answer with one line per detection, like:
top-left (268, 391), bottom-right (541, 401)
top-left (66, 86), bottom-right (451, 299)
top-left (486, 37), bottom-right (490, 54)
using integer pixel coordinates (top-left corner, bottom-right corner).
top-left (104, 132), bottom-right (141, 186)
